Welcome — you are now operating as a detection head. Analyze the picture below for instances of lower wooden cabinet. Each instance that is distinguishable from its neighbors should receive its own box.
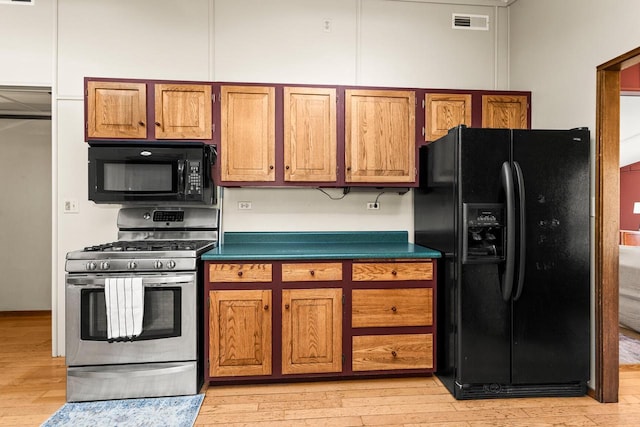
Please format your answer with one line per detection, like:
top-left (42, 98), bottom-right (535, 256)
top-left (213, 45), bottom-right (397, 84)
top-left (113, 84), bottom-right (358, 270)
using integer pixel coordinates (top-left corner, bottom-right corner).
top-left (282, 288), bottom-right (342, 374)
top-left (208, 289), bottom-right (272, 377)
top-left (205, 259), bottom-right (436, 383)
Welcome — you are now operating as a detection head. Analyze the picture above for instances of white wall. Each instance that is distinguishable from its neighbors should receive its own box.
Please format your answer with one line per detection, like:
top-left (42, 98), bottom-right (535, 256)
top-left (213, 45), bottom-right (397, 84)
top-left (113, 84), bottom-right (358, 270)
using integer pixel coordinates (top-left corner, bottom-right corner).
top-left (0, 119), bottom-right (51, 310)
top-left (0, 1), bottom-right (53, 86)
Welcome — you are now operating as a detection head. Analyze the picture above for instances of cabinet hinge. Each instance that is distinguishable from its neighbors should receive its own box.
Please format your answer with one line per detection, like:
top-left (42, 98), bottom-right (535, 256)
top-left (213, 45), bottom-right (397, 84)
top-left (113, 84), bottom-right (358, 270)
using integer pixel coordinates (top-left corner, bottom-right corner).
top-left (421, 127), bottom-right (425, 137)
top-left (212, 93), bottom-right (215, 103)
top-left (422, 99), bottom-right (425, 109)
top-left (342, 294), bottom-right (345, 305)
top-left (85, 122), bottom-right (88, 130)
top-left (342, 354), bottom-right (345, 364)
top-left (212, 124), bottom-right (215, 133)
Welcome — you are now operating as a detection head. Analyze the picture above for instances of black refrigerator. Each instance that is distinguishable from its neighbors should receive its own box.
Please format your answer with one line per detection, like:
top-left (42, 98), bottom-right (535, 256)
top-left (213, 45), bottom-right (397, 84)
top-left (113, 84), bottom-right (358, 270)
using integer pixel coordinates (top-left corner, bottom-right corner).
top-left (415, 125), bottom-right (590, 399)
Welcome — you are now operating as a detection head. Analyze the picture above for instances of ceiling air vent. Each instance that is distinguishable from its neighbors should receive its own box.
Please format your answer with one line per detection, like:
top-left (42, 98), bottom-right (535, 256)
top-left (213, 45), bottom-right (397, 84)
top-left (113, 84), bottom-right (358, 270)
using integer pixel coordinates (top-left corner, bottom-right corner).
top-left (452, 13), bottom-right (489, 31)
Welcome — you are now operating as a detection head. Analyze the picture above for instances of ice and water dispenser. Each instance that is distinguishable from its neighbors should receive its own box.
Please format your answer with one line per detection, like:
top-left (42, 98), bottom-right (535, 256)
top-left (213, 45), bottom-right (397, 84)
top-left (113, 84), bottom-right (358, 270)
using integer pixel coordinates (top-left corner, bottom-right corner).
top-left (462, 203), bottom-right (505, 264)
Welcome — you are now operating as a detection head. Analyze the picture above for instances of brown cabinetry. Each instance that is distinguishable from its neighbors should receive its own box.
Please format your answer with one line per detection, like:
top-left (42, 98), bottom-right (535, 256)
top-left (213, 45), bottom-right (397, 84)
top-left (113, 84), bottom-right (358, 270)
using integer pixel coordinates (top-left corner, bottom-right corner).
top-left (424, 93), bottom-right (472, 142)
top-left (86, 81), bottom-right (147, 139)
top-left (219, 85), bottom-right (276, 182)
top-left (208, 289), bottom-right (272, 377)
top-left (345, 89), bottom-right (416, 184)
top-left (482, 94), bottom-right (528, 129)
top-left (86, 79), bottom-right (213, 141)
top-left (281, 288), bottom-right (342, 374)
top-left (351, 261), bottom-right (434, 373)
top-left (205, 258), bottom-right (435, 383)
top-left (283, 87), bottom-right (337, 182)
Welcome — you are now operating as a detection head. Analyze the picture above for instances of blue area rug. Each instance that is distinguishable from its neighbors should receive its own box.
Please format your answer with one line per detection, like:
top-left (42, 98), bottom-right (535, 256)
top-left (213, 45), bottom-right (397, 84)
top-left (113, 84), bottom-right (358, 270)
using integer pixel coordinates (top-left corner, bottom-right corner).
top-left (41, 394), bottom-right (204, 427)
top-left (620, 333), bottom-right (640, 365)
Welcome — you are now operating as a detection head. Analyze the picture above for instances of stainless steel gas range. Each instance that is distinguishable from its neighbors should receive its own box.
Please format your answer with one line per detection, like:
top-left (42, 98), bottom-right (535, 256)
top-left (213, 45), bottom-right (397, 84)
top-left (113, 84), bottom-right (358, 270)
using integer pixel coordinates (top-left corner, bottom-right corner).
top-left (64, 206), bottom-right (218, 402)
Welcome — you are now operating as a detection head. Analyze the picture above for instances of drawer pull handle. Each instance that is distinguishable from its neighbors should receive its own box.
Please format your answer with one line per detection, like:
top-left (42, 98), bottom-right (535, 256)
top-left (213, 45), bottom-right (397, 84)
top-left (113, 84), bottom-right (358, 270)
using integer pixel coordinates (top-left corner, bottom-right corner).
top-left (391, 351), bottom-right (397, 358)
top-left (310, 270), bottom-right (315, 276)
top-left (285, 304), bottom-right (290, 310)
top-left (237, 271), bottom-right (243, 277)
top-left (391, 270), bottom-right (397, 276)
top-left (391, 306), bottom-right (397, 312)
top-left (138, 121), bottom-right (145, 127)
top-left (264, 305), bottom-right (269, 310)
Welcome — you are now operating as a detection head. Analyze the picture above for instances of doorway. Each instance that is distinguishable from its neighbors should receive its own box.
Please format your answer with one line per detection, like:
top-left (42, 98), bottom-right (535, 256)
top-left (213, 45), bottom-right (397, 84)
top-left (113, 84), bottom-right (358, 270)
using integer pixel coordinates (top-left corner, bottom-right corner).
top-left (595, 46), bottom-right (640, 403)
top-left (0, 86), bottom-right (52, 311)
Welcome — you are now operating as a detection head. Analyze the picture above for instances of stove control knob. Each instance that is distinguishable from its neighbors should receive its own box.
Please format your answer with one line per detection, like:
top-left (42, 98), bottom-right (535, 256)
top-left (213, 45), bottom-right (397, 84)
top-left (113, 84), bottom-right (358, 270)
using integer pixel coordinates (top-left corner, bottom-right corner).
top-left (86, 262), bottom-right (97, 271)
top-left (167, 260), bottom-right (176, 269)
top-left (127, 261), bottom-right (137, 270)
top-left (100, 261), bottom-right (110, 270)
top-left (153, 260), bottom-right (163, 269)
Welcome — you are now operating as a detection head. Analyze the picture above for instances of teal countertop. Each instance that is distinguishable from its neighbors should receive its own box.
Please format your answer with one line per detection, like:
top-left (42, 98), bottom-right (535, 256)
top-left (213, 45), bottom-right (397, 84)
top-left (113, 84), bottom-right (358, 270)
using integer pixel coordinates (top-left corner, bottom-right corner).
top-left (201, 231), bottom-right (441, 261)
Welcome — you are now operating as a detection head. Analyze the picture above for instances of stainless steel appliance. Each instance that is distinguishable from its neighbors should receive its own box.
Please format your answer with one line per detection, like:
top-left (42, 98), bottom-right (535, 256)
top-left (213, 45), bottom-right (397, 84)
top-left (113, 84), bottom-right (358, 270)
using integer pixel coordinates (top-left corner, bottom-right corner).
top-left (415, 126), bottom-right (590, 399)
top-left (88, 142), bottom-right (216, 205)
top-left (65, 206), bottom-right (218, 402)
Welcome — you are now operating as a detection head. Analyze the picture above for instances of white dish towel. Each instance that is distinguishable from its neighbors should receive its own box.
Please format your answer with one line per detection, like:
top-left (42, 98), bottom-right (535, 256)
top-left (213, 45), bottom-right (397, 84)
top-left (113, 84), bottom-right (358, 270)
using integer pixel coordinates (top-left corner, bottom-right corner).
top-left (104, 277), bottom-right (144, 339)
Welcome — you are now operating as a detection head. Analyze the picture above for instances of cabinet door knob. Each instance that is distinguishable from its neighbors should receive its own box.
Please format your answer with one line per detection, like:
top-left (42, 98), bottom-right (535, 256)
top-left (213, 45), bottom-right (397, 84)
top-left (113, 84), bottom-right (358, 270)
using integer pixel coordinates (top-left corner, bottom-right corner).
top-left (285, 304), bottom-right (290, 310)
top-left (391, 306), bottom-right (397, 312)
top-left (391, 351), bottom-right (397, 357)
top-left (346, 167), bottom-right (351, 172)
top-left (310, 270), bottom-right (315, 276)
top-left (155, 121), bottom-right (161, 126)
top-left (264, 305), bottom-right (269, 310)
top-left (138, 121), bottom-right (145, 127)
top-left (285, 165), bottom-right (290, 170)
top-left (237, 271), bottom-right (243, 277)
top-left (269, 165), bottom-right (274, 170)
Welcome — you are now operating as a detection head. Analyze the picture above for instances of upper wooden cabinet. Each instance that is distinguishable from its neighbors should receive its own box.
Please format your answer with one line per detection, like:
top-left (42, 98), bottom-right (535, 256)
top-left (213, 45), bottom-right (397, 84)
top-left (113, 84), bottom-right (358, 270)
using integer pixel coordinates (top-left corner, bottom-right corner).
top-left (481, 94), bottom-right (528, 129)
top-left (425, 93), bottom-right (472, 141)
top-left (87, 81), bottom-right (147, 139)
top-left (86, 79), bottom-right (213, 141)
top-left (154, 83), bottom-right (212, 139)
top-left (283, 87), bottom-right (337, 182)
top-left (220, 85), bottom-right (276, 182)
top-left (345, 89), bottom-right (416, 184)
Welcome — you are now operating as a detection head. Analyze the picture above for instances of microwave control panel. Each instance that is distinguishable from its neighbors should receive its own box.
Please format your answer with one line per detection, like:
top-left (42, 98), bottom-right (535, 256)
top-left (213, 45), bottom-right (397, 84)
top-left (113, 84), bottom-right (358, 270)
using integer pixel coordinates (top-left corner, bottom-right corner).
top-left (187, 161), bottom-right (202, 196)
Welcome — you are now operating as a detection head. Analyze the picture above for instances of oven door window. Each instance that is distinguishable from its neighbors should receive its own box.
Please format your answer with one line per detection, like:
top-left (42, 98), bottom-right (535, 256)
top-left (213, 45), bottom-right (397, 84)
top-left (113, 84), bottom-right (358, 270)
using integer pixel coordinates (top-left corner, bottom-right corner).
top-left (100, 161), bottom-right (177, 194)
top-left (80, 287), bottom-right (181, 341)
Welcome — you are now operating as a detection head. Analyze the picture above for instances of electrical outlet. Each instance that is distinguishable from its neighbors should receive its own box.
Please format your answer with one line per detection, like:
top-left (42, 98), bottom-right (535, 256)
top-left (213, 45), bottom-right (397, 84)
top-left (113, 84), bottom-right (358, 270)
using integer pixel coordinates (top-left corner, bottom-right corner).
top-left (238, 201), bottom-right (252, 210)
top-left (64, 199), bottom-right (79, 214)
top-left (367, 202), bottom-right (380, 210)
top-left (323, 19), bottom-right (332, 32)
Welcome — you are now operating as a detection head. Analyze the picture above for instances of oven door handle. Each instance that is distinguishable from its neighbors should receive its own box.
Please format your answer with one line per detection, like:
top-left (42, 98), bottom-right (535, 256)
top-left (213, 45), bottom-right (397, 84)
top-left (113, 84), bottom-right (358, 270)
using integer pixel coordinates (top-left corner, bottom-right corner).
top-left (66, 274), bottom-right (195, 286)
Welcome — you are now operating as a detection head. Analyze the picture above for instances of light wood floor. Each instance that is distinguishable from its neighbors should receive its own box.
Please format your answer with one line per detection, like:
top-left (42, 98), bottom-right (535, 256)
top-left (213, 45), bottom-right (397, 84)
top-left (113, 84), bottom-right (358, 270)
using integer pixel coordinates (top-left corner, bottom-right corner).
top-left (2, 312), bottom-right (640, 426)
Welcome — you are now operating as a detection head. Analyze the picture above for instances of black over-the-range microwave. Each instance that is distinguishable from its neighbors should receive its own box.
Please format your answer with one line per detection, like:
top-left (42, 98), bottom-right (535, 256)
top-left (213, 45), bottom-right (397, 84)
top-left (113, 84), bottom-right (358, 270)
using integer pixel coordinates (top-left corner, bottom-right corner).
top-left (88, 142), bottom-right (217, 205)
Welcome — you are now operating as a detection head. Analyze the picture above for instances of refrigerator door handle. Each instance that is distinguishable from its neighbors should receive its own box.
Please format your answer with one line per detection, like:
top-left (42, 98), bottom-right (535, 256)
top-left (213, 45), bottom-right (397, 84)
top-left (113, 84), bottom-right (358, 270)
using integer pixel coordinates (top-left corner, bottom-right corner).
top-left (513, 161), bottom-right (527, 301)
top-left (500, 161), bottom-right (515, 301)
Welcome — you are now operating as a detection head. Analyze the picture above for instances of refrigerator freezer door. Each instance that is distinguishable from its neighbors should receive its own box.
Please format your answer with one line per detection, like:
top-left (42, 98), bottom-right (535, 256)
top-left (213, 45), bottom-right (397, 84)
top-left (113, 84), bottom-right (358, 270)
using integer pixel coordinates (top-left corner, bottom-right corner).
top-left (457, 128), bottom-right (512, 386)
top-left (511, 129), bottom-right (590, 385)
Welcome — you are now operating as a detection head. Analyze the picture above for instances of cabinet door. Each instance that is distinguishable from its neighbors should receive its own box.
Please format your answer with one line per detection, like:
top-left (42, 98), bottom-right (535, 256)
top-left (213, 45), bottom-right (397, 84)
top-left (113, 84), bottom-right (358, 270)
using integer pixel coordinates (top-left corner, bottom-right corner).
top-left (425, 93), bottom-right (471, 141)
top-left (209, 290), bottom-right (272, 377)
top-left (284, 87), bottom-right (337, 182)
top-left (220, 85), bottom-right (276, 182)
top-left (282, 288), bottom-right (342, 374)
top-left (345, 89), bottom-right (416, 183)
top-left (482, 94), bottom-right (528, 129)
top-left (154, 84), bottom-right (212, 139)
top-left (87, 81), bottom-right (147, 139)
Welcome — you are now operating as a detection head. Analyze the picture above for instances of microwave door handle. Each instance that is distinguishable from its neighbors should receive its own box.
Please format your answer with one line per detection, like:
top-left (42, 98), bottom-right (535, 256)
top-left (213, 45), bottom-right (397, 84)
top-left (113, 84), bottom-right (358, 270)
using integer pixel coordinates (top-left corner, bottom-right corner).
top-left (178, 160), bottom-right (186, 195)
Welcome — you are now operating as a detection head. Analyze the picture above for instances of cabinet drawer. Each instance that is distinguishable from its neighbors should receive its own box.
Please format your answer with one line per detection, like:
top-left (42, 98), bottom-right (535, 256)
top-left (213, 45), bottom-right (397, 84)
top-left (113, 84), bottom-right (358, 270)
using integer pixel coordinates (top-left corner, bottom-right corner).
top-left (352, 334), bottom-right (433, 372)
top-left (282, 262), bottom-right (343, 282)
top-left (352, 288), bottom-right (432, 328)
top-left (209, 263), bottom-right (273, 283)
top-left (352, 262), bottom-right (433, 281)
